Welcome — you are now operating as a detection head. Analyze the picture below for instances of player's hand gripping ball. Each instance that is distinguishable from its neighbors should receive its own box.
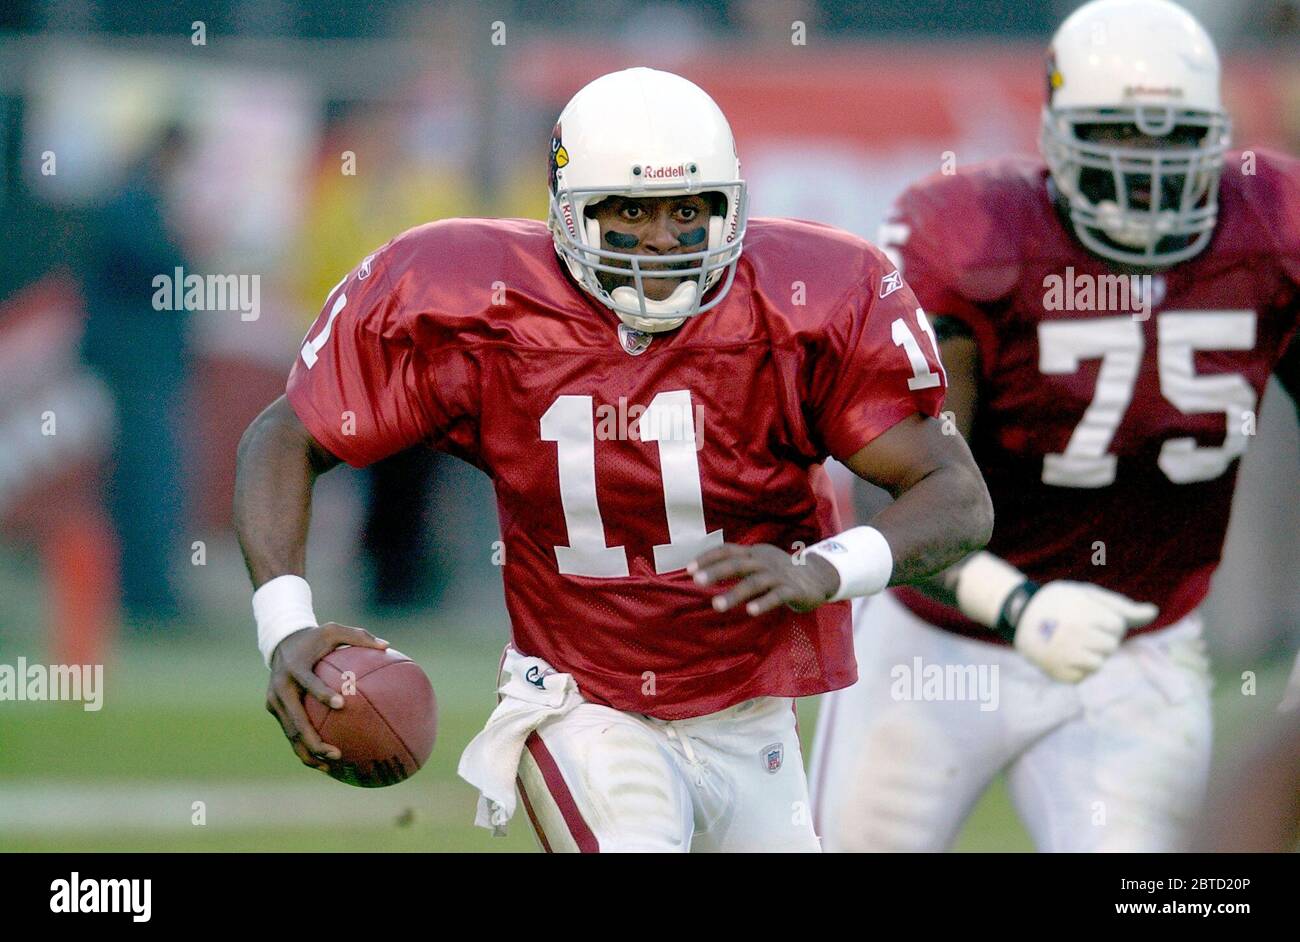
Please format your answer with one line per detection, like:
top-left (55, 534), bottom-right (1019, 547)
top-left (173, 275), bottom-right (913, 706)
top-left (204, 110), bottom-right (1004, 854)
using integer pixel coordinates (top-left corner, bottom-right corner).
top-left (267, 624), bottom-right (437, 787)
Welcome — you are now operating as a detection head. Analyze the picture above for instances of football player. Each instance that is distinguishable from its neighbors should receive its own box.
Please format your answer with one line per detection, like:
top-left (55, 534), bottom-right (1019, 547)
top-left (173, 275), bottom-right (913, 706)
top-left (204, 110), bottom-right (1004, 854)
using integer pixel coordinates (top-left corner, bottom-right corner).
top-left (234, 67), bottom-right (993, 852)
top-left (811, 0), bottom-right (1300, 852)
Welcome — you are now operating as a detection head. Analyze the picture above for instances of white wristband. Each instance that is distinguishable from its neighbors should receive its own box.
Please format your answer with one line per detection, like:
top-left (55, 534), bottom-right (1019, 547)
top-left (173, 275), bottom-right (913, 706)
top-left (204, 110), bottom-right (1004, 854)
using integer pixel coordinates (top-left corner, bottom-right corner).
top-left (802, 526), bottom-right (893, 602)
top-left (253, 575), bottom-right (319, 668)
top-left (953, 552), bottom-right (1027, 628)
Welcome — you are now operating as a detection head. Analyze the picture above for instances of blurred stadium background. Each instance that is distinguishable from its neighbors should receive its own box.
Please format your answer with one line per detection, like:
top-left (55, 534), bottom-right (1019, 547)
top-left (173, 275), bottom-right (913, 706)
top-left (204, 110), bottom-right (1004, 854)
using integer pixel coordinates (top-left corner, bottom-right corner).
top-left (0, 0), bottom-right (1297, 852)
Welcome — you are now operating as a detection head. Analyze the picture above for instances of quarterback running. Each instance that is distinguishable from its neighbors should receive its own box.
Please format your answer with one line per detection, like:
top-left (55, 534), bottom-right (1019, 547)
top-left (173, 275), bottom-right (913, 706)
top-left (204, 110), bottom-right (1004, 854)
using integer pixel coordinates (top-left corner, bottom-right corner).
top-left (811, 0), bottom-right (1300, 852)
top-left (234, 67), bottom-right (992, 852)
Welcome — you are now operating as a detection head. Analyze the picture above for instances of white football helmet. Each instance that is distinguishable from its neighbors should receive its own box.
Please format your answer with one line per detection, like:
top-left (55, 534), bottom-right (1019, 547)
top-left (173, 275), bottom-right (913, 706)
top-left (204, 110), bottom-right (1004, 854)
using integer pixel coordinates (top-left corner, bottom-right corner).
top-left (547, 67), bottom-right (747, 333)
top-left (1040, 0), bottom-right (1231, 267)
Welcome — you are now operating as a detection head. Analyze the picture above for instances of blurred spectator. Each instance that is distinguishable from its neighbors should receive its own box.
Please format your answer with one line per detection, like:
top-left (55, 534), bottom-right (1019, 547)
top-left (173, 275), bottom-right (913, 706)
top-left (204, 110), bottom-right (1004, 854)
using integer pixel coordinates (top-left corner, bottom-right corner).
top-left (296, 103), bottom-right (476, 613)
top-left (79, 123), bottom-right (193, 623)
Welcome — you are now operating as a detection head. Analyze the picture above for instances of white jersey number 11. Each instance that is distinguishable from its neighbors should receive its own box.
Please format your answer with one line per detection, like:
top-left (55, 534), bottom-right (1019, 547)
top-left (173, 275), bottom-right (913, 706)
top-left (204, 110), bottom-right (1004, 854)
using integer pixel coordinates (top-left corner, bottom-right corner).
top-left (540, 390), bottom-right (722, 578)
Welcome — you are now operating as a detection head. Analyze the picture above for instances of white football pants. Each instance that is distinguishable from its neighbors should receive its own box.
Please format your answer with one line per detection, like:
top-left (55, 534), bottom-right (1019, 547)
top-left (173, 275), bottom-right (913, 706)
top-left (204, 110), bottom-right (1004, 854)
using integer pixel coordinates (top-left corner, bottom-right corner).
top-left (809, 591), bottom-right (1213, 852)
top-left (516, 695), bottom-right (821, 853)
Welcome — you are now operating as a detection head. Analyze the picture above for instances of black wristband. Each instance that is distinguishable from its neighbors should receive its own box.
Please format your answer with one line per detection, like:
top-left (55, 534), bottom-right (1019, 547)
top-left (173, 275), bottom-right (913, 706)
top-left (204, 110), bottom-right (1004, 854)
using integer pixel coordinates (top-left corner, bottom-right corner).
top-left (993, 580), bottom-right (1041, 642)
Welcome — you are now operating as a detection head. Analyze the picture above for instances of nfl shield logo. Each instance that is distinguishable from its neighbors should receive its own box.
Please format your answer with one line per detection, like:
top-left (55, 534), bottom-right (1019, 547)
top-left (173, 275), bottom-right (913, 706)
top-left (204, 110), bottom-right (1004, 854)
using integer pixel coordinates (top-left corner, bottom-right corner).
top-left (762, 742), bottom-right (784, 774)
top-left (618, 322), bottom-right (654, 356)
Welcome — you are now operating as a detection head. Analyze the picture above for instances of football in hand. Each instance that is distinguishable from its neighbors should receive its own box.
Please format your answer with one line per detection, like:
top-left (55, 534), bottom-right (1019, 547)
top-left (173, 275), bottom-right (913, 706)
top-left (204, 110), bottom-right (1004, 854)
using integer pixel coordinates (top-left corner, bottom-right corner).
top-left (303, 646), bottom-right (437, 788)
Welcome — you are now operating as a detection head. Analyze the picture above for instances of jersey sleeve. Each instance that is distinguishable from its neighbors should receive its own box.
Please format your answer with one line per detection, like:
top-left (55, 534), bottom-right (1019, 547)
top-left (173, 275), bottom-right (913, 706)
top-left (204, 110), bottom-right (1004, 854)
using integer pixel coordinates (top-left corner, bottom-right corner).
top-left (286, 246), bottom-right (447, 468)
top-left (880, 179), bottom-right (1004, 373)
top-left (805, 258), bottom-right (948, 461)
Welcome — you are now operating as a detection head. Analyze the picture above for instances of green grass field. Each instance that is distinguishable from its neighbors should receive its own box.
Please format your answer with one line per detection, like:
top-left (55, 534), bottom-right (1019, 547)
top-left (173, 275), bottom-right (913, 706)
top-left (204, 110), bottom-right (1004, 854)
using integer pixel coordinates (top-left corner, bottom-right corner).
top-left (0, 621), bottom-right (1030, 852)
top-left (0, 548), bottom-right (1290, 853)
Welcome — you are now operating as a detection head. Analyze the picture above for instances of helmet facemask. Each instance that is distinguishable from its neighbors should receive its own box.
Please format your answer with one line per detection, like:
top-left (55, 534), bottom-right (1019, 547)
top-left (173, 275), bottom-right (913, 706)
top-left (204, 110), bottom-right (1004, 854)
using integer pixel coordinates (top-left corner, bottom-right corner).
top-left (1041, 103), bottom-right (1230, 267)
top-left (549, 175), bottom-right (747, 333)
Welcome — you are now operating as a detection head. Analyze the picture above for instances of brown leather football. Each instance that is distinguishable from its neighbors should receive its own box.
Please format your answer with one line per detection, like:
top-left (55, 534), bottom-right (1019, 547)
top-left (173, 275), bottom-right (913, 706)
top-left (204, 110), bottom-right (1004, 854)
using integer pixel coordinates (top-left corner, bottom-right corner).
top-left (303, 646), bottom-right (437, 788)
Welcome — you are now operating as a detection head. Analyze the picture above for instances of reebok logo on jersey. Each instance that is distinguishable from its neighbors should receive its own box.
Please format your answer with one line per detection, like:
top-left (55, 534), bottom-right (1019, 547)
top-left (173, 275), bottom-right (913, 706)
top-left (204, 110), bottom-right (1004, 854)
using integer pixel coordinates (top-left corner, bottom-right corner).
top-left (879, 270), bottom-right (904, 299)
top-left (358, 253), bottom-right (377, 280)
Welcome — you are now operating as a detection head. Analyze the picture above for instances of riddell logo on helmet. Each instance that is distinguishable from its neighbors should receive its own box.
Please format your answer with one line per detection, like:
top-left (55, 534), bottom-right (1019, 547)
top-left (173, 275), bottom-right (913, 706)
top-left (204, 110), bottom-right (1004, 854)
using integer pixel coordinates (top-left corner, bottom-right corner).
top-left (1124, 85), bottom-right (1184, 99)
top-left (641, 164), bottom-right (687, 179)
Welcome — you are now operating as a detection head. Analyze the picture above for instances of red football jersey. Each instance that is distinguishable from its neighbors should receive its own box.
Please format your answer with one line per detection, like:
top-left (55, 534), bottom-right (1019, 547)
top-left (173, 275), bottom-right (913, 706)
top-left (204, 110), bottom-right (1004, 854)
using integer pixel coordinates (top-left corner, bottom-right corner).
top-left (885, 151), bottom-right (1300, 642)
top-left (287, 217), bottom-right (945, 718)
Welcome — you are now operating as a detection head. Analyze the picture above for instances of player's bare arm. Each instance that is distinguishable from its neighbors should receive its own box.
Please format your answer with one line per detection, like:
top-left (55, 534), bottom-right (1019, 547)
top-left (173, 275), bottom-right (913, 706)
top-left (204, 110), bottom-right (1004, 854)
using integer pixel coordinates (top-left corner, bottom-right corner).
top-left (839, 411), bottom-right (993, 585)
top-left (235, 396), bottom-right (336, 587)
top-left (904, 319), bottom-right (1156, 682)
top-left (691, 410), bottom-right (993, 617)
top-left (234, 395), bottom-right (389, 771)
top-left (903, 317), bottom-right (985, 607)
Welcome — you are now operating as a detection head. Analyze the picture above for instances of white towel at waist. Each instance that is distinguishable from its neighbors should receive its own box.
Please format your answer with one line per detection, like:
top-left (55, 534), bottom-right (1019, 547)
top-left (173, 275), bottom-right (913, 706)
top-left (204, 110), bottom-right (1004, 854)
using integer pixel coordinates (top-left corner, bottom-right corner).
top-left (457, 648), bottom-right (584, 835)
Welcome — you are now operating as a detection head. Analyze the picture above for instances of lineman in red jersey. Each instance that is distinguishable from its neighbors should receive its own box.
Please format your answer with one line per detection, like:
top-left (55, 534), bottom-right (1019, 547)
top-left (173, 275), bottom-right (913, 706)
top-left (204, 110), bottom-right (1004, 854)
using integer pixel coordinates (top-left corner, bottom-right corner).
top-left (812, 0), bottom-right (1300, 852)
top-left (234, 67), bottom-right (993, 852)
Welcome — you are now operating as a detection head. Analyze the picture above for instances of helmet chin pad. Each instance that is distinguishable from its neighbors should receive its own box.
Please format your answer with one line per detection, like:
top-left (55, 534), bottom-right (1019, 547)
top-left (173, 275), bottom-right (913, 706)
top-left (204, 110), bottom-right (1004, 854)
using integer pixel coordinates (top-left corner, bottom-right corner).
top-left (1095, 200), bottom-right (1179, 247)
top-left (611, 281), bottom-right (695, 332)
